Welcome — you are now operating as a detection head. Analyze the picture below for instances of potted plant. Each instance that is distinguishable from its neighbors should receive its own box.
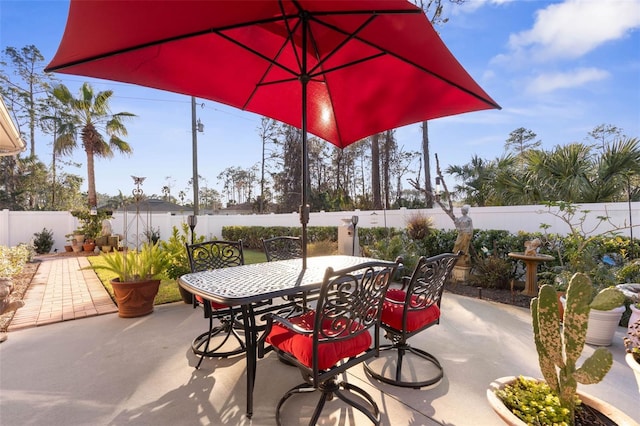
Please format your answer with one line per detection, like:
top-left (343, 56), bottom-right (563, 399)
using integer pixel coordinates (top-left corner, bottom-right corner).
top-left (624, 318), bottom-right (640, 393)
top-left (88, 242), bottom-right (170, 318)
top-left (487, 273), bottom-right (637, 425)
top-left (559, 285), bottom-right (626, 346)
top-left (72, 229), bottom-right (85, 245)
top-left (63, 235), bottom-right (74, 253)
top-left (32, 228), bottom-right (54, 255)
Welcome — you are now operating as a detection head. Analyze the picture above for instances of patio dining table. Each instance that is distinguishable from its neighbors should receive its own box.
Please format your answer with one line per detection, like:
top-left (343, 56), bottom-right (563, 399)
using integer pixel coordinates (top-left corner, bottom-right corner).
top-left (178, 254), bottom-right (384, 418)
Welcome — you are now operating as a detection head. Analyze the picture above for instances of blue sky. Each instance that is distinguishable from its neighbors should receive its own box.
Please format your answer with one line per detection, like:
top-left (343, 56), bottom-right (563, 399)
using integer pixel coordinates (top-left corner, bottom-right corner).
top-left (1, 0), bottom-right (639, 204)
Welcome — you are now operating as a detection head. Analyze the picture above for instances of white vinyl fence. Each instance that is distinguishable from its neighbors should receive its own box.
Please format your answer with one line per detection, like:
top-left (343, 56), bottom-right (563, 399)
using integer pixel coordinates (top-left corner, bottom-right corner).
top-left (1, 202), bottom-right (638, 253)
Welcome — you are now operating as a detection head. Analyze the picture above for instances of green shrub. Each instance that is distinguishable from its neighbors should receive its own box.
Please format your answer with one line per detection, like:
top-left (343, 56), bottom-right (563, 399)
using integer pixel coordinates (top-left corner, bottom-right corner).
top-left (32, 228), bottom-right (54, 254)
top-left (308, 240), bottom-right (337, 256)
top-left (0, 245), bottom-right (31, 277)
top-left (470, 254), bottom-right (514, 290)
top-left (159, 223), bottom-right (205, 280)
top-left (617, 259), bottom-right (640, 283)
top-left (367, 233), bottom-right (419, 272)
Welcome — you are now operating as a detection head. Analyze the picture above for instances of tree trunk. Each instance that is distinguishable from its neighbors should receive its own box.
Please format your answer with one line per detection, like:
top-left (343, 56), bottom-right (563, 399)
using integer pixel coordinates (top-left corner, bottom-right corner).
top-left (383, 130), bottom-right (392, 209)
top-left (86, 147), bottom-right (97, 208)
top-left (422, 120), bottom-right (433, 208)
top-left (371, 133), bottom-right (382, 209)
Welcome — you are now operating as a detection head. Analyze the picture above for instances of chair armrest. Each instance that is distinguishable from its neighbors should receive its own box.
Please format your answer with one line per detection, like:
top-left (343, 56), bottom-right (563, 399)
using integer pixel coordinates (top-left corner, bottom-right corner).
top-left (270, 313), bottom-right (314, 335)
top-left (257, 312), bottom-right (313, 359)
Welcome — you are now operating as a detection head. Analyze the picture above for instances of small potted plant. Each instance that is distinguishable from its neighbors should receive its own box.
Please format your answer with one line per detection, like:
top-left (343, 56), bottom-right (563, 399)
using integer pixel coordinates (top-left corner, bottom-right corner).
top-left (32, 228), bottom-right (54, 255)
top-left (559, 285), bottom-right (626, 346)
top-left (624, 318), bottom-right (640, 393)
top-left (87, 242), bottom-right (170, 318)
top-left (487, 272), bottom-right (636, 425)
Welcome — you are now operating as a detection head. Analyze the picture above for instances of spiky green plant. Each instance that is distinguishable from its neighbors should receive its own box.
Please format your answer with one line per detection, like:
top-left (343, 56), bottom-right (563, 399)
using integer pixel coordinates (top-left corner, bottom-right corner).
top-left (530, 273), bottom-right (613, 425)
top-left (88, 242), bottom-right (169, 282)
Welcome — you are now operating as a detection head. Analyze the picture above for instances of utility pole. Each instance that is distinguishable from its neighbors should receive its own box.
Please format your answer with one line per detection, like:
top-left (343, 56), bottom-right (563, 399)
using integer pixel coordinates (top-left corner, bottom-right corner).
top-left (191, 96), bottom-right (203, 215)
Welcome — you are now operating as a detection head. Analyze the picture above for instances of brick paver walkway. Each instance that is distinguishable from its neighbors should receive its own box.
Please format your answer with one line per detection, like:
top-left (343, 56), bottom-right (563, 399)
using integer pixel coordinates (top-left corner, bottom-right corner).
top-left (8, 256), bottom-right (118, 331)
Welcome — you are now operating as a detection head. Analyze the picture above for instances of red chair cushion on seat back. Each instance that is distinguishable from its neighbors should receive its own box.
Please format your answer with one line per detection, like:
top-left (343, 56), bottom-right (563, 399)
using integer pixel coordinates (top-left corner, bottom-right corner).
top-left (266, 311), bottom-right (372, 371)
top-left (381, 289), bottom-right (440, 332)
top-left (195, 294), bottom-right (229, 310)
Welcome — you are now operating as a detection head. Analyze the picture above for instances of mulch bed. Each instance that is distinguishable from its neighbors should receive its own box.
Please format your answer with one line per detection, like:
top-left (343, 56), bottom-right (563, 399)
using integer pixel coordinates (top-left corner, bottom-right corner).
top-left (445, 281), bottom-right (534, 309)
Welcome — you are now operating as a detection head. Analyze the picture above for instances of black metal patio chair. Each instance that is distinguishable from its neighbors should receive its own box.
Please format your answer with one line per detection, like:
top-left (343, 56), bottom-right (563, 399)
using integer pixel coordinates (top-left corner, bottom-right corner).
top-left (363, 252), bottom-right (460, 388)
top-left (186, 239), bottom-right (247, 369)
top-left (258, 258), bottom-right (401, 425)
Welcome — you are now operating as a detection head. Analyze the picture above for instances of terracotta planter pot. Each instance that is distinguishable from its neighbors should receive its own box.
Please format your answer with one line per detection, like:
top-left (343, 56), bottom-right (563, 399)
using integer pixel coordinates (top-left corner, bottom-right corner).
top-left (487, 376), bottom-right (637, 425)
top-left (110, 278), bottom-right (160, 318)
top-left (178, 283), bottom-right (193, 304)
top-left (626, 353), bottom-right (640, 394)
top-left (64, 245), bottom-right (73, 252)
top-left (83, 242), bottom-right (95, 252)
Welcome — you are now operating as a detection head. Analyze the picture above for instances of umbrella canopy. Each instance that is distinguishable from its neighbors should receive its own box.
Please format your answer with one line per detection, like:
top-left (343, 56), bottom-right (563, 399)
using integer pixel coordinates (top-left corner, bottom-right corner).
top-left (46, 0), bottom-right (500, 265)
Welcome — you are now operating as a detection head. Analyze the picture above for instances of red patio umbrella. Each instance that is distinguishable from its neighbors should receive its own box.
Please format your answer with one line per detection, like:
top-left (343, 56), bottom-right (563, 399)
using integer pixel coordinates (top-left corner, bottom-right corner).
top-left (46, 0), bottom-right (500, 266)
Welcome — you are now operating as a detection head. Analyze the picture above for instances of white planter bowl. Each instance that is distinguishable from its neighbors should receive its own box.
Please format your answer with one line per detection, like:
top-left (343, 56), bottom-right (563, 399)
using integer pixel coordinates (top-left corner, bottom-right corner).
top-left (628, 303), bottom-right (640, 333)
top-left (626, 353), bottom-right (640, 394)
top-left (487, 376), bottom-right (638, 425)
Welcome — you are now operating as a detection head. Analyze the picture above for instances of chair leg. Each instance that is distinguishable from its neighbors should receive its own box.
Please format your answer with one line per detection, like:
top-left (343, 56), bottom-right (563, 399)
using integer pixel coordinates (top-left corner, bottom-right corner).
top-left (275, 379), bottom-right (380, 426)
top-left (192, 315), bottom-right (246, 368)
top-left (363, 343), bottom-right (443, 389)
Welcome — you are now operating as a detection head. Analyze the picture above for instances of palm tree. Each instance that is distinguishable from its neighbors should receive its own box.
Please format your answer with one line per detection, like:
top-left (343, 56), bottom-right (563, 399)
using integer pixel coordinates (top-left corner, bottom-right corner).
top-left (52, 82), bottom-right (136, 209)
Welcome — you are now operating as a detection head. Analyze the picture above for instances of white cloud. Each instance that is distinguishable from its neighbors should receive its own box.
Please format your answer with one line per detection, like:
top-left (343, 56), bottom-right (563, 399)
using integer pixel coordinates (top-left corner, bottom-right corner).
top-left (526, 67), bottom-right (610, 94)
top-left (454, 0), bottom-right (515, 14)
top-left (509, 0), bottom-right (640, 62)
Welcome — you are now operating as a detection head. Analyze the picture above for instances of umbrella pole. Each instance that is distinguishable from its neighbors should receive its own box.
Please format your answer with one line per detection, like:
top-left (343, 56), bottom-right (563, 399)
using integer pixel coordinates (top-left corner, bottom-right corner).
top-left (300, 79), bottom-right (309, 270)
top-left (300, 14), bottom-right (310, 270)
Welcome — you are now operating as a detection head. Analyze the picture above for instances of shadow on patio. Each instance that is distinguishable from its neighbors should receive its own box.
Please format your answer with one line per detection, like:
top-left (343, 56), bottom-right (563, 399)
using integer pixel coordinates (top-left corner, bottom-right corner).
top-left (1, 293), bottom-right (637, 425)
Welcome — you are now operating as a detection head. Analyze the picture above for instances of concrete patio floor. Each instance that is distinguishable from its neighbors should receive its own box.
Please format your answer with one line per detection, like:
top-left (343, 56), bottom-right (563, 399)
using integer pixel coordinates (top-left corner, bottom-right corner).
top-left (0, 257), bottom-right (638, 425)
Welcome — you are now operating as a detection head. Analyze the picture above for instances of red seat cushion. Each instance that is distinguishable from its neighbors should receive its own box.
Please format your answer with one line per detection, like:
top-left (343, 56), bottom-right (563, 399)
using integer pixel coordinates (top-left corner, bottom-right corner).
top-left (266, 311), bottom-right (372, 370)
top-left (195, 295), bottom-right (229, 310)
top-left (381, 289), bottom-right (440, 332)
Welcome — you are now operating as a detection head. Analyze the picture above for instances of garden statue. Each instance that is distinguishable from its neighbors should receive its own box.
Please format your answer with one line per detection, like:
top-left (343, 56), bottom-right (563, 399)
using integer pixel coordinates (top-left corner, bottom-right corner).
top-left (524, 238), bottom-right (542, 256)
top-left (453, 204), bottom-right (473, 267)
top-left (101, 213), bottom-right (113, 237)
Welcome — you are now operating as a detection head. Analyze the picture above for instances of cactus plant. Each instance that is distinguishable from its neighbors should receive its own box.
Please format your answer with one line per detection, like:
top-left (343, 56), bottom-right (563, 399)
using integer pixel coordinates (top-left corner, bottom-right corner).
top-left (531, 272), bottom-right (613, 424)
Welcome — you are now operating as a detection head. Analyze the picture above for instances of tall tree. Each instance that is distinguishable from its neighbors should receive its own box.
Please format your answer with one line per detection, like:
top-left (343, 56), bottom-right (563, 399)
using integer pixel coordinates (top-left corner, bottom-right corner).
top-left (257, 117), bottom-right (278, 213)
top-left (371, 133), bottom-right (382, 209)
top-left (588, 123), bottom-right (623, 152)
top-left (52, 83), bottom-right (136, 209)
top-left (504, 127), bottom-right (541, 157)
top-left (415, 0), bottom-right (466, 207)
top-left (0, 45), bottom-right (55, 156)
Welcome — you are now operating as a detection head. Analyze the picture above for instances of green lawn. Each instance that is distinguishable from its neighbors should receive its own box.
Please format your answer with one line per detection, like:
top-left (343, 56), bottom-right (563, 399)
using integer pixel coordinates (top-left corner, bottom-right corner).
top-left (88, 249), bottom-right (268, 305)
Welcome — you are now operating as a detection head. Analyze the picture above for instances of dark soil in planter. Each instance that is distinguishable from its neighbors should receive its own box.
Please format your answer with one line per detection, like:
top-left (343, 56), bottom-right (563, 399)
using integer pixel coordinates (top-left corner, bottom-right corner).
top-left (575, 404), bottom-right (616, 426)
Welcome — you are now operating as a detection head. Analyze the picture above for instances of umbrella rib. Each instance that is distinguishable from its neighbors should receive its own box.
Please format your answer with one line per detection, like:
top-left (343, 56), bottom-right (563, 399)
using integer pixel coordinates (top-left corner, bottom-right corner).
top-left (305, 13), bottom-right (377, 78)
top-left (308, 13), bottom-right (501, 110)
top-left (45, 14), bottom-right (299, 73)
